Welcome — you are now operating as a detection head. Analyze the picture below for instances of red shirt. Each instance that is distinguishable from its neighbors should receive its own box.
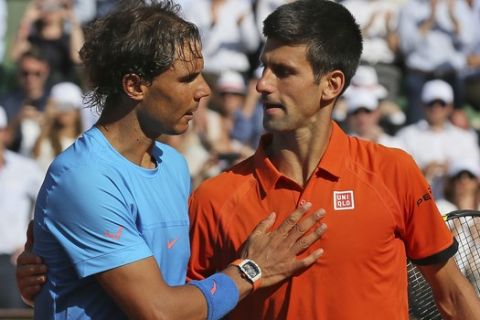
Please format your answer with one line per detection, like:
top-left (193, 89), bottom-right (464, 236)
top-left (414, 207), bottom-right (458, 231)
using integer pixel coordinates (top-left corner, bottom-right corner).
top-left (188, 122), bottom-right (455, 319)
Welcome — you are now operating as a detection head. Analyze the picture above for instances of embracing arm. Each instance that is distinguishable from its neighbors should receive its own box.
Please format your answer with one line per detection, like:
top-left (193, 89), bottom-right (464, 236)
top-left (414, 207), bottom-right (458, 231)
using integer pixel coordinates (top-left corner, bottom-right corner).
top-left (18, 204), bottom-right (326, 319)
top-left (418, 258), bottom-right (480, 320)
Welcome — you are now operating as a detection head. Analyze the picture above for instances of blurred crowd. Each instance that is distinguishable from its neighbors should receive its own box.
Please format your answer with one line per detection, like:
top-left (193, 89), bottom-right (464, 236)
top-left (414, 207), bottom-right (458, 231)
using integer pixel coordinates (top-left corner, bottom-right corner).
top-left (1, 0), bottom-right (480, 309)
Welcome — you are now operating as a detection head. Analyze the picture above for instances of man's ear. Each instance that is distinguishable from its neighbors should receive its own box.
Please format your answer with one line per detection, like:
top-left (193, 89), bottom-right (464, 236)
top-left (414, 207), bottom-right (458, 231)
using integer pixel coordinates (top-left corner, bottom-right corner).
top-left (321, 70), bottom-right (345, 101)
top-left (122, 73), bottom-right (145, 101)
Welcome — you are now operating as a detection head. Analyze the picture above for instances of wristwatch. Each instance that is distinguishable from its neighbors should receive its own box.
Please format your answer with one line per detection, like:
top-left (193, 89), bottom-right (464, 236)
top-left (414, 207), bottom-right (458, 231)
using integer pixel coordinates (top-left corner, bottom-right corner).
top-left (230, 259), bottom-right (262, 291)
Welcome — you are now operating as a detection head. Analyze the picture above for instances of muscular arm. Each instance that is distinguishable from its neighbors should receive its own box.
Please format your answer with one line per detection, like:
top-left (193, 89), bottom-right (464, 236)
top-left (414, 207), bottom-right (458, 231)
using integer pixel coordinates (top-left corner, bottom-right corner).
top-left (418, 258), bottom-right (480, 320)
top-left (98, 206), bottom-right (325, 319)
top-left (96, 257), bottom-right (208, 319)
top-left (19, 204), bottom-right (326, 319)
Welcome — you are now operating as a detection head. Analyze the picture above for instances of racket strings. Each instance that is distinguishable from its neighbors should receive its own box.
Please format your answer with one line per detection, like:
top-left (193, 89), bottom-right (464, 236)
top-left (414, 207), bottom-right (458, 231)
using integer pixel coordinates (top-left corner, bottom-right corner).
top-left (408, 212), bottom-right (480, 319)
top-left (447, 215), bottom-right (480, 295)
top-left (407, 261), bottom-right (443, 319)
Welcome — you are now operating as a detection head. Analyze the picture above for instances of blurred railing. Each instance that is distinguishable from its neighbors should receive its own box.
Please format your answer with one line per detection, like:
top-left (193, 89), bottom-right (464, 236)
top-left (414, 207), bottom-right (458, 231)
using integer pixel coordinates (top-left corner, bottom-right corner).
top-left (0, 309), bottom-right (33, 320)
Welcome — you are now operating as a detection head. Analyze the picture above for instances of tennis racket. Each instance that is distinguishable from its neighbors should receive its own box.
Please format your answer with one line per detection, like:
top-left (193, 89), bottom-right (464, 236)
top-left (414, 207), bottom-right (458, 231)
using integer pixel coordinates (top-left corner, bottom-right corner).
top-left (408, 210), bottom-right (480, 319)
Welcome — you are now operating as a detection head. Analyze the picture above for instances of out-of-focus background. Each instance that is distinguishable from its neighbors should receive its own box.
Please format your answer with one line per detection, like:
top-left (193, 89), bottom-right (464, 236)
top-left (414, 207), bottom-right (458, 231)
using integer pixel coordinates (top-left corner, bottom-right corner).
top-left (2, 0), bottom-right (480, 319)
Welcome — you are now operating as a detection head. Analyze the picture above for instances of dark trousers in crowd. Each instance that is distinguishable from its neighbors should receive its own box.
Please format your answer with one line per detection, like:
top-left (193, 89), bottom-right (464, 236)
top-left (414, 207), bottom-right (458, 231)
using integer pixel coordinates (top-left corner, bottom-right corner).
top-left (0, 254), bottom-right (26, 308)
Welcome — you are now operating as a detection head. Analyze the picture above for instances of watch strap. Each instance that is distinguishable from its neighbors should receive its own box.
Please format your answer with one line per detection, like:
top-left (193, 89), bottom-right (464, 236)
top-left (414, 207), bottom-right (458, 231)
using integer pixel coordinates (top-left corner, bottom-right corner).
top-left (230, 259), bottom-right (262, 291)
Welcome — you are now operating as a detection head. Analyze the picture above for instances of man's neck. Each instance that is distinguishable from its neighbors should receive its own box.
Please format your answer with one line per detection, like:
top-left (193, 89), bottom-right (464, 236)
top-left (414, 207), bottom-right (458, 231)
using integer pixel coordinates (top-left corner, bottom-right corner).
top-left (268, 120), bottom-right (332, 187)
top-left (97, 107), bottom-right (157, 169)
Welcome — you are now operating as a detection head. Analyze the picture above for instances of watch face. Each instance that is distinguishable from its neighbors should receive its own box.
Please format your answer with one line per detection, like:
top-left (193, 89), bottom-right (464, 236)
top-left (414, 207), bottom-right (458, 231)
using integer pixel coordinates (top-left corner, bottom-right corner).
top-left (240, 260), bottom-right (261, 281)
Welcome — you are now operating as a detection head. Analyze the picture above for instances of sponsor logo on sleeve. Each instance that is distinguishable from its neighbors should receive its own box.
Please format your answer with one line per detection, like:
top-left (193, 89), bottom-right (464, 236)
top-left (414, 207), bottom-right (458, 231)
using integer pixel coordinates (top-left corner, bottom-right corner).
top-left (104, 226), bottom-right (124, 240)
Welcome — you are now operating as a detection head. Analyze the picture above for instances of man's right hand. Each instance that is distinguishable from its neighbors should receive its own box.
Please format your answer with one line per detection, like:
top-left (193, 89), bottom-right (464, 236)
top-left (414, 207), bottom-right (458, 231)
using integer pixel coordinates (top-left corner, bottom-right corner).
top-left (228, 202), bottom-right (327, 293)
top-left (15, 221), bottom-right (47, 306)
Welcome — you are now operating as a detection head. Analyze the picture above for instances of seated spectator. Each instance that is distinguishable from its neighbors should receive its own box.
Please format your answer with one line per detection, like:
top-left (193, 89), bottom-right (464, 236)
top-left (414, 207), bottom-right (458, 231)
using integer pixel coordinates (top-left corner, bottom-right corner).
top-left (0, 106), bottom-right (43, 308)
top-left (338, 65), bottom-right (405, 133)
top-left (32, 81), bottom-right (83, 172)
top-left (461, 0), bottom-right (480, 112)
top-left (0, 49), bottom-right (51, 155)
top-left (436, 158), bottom-right (480, 214)
top-left (396, 79), bottom-right (480, 199)
top-left (345, 89), bottom-right (403, 148)
top-left (398, 0), bottom-right (475, 123)
top-left (10, 0), bottom-right (85, 85)
top-left (216, 70), bottom-right (262, 153)
top-left (342, 0), bottom-right (403, 104)
top-left (183, 0), bottom-right (260, 78)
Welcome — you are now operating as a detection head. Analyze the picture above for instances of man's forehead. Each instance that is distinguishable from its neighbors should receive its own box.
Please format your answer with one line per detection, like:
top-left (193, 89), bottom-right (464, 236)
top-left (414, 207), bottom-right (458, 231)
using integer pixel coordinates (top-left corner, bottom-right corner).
top-left (260, 39), bottom-right (308, 62)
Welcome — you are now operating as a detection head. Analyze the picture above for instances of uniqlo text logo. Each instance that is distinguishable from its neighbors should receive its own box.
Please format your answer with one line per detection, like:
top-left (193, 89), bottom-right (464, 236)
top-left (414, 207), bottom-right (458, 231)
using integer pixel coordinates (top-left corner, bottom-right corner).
top-left (333, 191), bottom-right (355, 210)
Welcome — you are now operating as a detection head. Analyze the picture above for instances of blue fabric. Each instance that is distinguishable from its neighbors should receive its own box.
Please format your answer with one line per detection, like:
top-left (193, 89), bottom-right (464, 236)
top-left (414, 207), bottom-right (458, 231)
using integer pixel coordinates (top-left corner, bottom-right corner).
top-left (189, 273), bottom-right (240, 320)
top-left (33, 127), bottom-right (191, 319)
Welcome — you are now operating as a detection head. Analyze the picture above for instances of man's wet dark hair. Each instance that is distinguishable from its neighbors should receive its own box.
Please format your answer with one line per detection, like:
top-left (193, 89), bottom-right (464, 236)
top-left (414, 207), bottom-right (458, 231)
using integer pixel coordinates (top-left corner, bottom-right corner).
top-left (80, 0), bottom-right (202, 109)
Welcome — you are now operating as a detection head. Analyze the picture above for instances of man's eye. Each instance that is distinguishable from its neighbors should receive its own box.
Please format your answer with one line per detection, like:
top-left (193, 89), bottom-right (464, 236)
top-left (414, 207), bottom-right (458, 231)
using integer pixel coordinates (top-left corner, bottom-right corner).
top-left (181, 74), bottom-right (198, 83)
top-left (273, 67), bottom-right (291, 78)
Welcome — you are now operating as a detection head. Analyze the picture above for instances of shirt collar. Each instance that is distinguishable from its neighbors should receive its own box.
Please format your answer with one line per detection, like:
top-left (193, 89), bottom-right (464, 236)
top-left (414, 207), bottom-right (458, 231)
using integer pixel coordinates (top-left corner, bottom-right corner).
top-left (254, 121), bottom-right (349, 193)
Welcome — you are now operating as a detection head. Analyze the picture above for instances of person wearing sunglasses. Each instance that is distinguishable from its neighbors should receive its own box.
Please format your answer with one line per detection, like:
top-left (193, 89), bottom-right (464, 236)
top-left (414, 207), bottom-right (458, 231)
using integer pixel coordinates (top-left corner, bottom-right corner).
top-left (0, 48), bottom-right (51, 155)
top-left (396, 79), bottom-right (480, 201)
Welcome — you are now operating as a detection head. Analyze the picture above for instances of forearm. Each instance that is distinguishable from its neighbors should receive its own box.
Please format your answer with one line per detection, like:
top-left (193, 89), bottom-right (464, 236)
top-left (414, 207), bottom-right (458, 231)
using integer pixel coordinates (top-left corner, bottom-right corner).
top-left (69, 20), bottom-right (85, 64)
top-left (166, 265), bottom-right (256, 320)
top-left (10, 28), bottom-right (32, 62)
top-left (420, 259), bottom-right (480, 320)
top-left (435, 277), bottom-right (480, 320)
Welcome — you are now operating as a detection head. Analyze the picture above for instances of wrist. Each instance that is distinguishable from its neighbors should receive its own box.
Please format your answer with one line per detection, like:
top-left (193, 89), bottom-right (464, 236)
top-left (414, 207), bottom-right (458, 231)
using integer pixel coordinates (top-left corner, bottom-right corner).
top-left (229, 259), bottom-right (262, 292)
top-left (189, 273), bottom-right (239, 320)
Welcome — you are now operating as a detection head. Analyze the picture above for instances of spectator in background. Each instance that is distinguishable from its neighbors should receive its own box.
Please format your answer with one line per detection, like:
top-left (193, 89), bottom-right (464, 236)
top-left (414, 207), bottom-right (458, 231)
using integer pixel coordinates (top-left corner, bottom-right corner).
top-left (339, 65), bottom-right (405, 133)
top-left (183, 0), bottom-right (260, 80)
top-left (10, 0), bottom-right (85, 85)
top-left (461, 0), bottom-right (480, 112)
top-left (32, 82), bottom-right (83, 172)
top-left (214, 70), bottom-right (259, 158)
top-left (183, 0), bottom-right (261, 115)
top-left (342, 0), bottom-right (403, 104)
top-left (0, 106), bottom-right (43, 308)
top-left (396, 79), bottom-right (480, 200)
top-left (344, 89), bottom-right (403, 148)
top-left (72, 0), bottom-right (96, 25)
top-left (0, 49), bottom-right (51, 155)
top-left (436, 159), bottom-right (480, 214)
top-left (255, 0), bottom-right (292, 42)
top-left (398, 0), bottom-right (475, 123)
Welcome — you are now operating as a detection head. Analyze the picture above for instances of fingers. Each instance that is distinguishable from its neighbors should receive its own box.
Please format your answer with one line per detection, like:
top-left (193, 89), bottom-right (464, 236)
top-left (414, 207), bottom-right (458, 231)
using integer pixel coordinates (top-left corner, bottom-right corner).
top-left (20, 285), bottom-right (42, 307)
top-left (285, 208), bottom-right (325, 243)
top-left (16, 263), bottom-right (47, 278)
top-left (275, 202), bottom-right (312, 236)
top-left (290, 222), bottom-right (327, 254)
top-left (18, 273), bottom-right (46, 290)
top-left (16, 260), bottom-right (47, 306)
top-left (250, 212), bottom-right (276, 235)
top-left (295, 248), bottom-right (325, 269)
top-left (16, 251), bottom-right (42, 266)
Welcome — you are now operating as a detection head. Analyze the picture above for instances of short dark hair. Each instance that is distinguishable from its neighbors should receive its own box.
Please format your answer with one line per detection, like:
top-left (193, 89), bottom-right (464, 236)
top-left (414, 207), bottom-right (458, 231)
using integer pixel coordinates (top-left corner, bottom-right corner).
top-left (18, 47), bottom-right (50, 66)
top-left (80, 0), bottom-right (202, 109)
top-left (263, 0), bottom-right (362, 90)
